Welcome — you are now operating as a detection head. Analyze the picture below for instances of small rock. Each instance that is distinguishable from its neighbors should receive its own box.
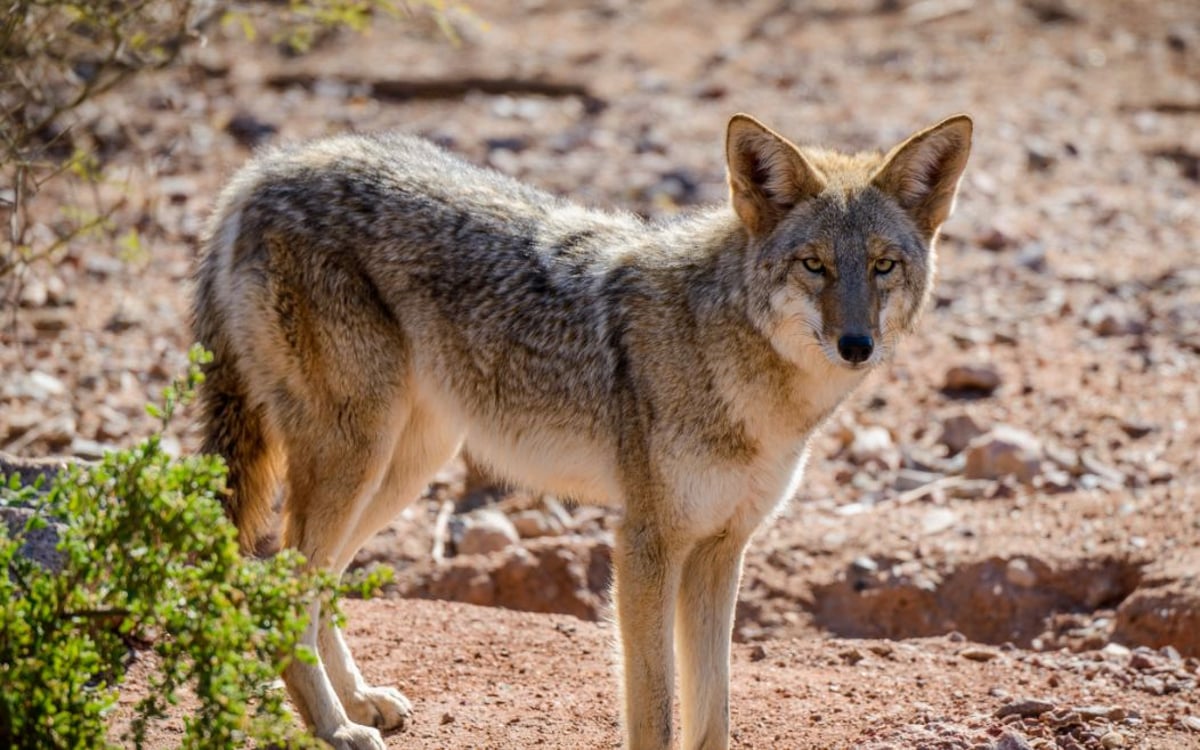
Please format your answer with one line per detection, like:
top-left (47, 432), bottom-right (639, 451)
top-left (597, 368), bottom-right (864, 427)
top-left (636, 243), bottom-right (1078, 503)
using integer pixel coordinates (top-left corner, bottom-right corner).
top-left (69, 438), bottom-right (108, 461)
top-left (83, 254), bottom-right (124, 278)
top-left (1129, 649), bottom-right (1156, 671)
top-left (1025, 137), bottom-right (1058, 172)
top-left (996, 698), bottom-right (1055, 719)
top-left (1099, 731), bottom-right (1126, 748)
top-left (977, 226), bottom-right (1017, 252)
top-left (921, 507), bottom-right (958, 536)
top-left (105, 308), bottom-right (141, 333)
top-left (961, 647), bottom-right (1000, 662)
top-left (939, 413), bottom-right (985, 454)
top-left (18, 278), bottom-right (48, 307)
top-left (1101, 643), bottom-right (1131, 660)
top-left (947, 478), bottom-right (995, 500)
top-left (1075, 705), bottom-right (1123, 721)
top-left (31, 310), bottom-right (70, 333)
top-left (1181, 715), bottom-right (1200, 732)
top-left (1005, 558), bottom-right (1039, 588)
top-left (994, 730), bottom-right (1035, 750)
top-left (1086, 303), bottom-right (1145, 337)
top-left (847, 425), bottom-right (898, 468)
top-left (838, 647), bottom-right (864, 665)
top-left (457, 509), bottom-right (520, 556)
top-left (850, 556), bottom-right (879, 574)
top-left (226, 112), bottom-right (278, 147)
top-left (964, 426), bottom-right (1042, 483)
top-left (43, 274), bottom-right (68, 305)
top-left (441, 712), bottom-right (456, 725)
top-left (894, 468), bottom-right (940, 492)
top-left (510, 509), bottom-right (563, 539)
top-left (748, 644), bottom-right (769, 662)
top-left (1079, 451), bottom-right (1126, 487)
top-left (944, 364), bottom-right (1002, 395)
top-left (1118, 418), bottom-right (1155, 439)
top-left (41, 414), bottom-right (77, 450)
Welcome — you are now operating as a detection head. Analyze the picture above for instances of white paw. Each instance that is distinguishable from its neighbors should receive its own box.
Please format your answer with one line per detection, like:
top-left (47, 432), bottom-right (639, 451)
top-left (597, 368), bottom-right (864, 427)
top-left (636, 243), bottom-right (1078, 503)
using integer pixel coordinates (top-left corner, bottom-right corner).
top-left (321, 722), bottom-right (386, 750)
top-left (345, 685), bottom-right (413, 732)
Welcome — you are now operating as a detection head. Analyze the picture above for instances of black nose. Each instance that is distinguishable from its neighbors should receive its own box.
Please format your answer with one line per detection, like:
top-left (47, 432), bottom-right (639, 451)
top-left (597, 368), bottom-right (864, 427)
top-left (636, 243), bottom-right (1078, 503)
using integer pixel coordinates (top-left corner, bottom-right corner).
top-left (837, 334), bottom-right (874, 364)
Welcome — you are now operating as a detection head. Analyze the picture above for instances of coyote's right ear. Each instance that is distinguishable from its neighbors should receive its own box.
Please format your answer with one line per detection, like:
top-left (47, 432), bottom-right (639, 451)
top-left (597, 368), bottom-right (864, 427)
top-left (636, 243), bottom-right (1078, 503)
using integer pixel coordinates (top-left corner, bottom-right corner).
top-left (873, 114), bottom-right (973, 238)
top-left (726, 114), bottom-right (825, 236)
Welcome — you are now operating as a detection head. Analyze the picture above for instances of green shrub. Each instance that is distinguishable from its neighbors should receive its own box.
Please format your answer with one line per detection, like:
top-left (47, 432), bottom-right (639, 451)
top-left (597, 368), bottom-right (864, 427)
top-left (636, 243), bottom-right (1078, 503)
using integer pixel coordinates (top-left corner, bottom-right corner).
top-left (0, 346), bottom-right (335, 749)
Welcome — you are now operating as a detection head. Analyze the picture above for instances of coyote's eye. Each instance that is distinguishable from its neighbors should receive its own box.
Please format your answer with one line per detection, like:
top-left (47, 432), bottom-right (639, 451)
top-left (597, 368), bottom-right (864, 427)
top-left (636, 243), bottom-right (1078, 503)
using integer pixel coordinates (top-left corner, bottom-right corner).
top-left (801, 258), bottom-right (825, 275)
top-left (873, 258), bottom-right (897, 275)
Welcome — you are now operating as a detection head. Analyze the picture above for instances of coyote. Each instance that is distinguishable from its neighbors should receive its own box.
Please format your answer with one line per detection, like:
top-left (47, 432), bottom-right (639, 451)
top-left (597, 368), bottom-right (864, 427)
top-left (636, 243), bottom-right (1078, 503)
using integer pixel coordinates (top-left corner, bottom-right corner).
top-left (193, 112), bottom-right (972, 749)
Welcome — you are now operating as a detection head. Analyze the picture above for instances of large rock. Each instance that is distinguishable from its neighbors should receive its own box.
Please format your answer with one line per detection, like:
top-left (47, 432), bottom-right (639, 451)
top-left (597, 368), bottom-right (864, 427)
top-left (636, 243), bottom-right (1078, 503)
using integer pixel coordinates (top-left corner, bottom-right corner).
top-left (457, 508), bottom-right (520, 556)
top-left (0, 506), bottom-right (65, 571)
top-left (1114, 580), bottom-right (1200, 658)
top-left (400, 536), bottom-right (613, 621)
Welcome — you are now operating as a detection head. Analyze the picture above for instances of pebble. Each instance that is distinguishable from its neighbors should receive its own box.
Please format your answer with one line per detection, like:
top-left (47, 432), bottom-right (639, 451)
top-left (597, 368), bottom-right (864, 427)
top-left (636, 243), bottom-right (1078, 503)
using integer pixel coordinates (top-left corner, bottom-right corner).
top-left (977, 225), bottom-right (1017, 251)
top-left (5, 371), bottom-right (67, 400)
top-left (1005, 558), bottom-right (1039, 588)
top-left (69, 438), bottom-right (108, 460)
top-left (1099, 731), bottom-right (1126, 748)
top-left (995, 698), bottom-right (1055, 719)
top-left (920, 507), bottom-right (958, 536)
top-left (964, 426), bottom-right (1042, 483)
top-left (1181, 715), bottom-right (1200, 732)
top-left (1085, 303), bottom-right (1145, 337)
top-left (944, 364), bottom-right (1002, 394)
top-left (938, 413), bottom-right (985, 455)
top-left (32, 310), bottom-right (71, 333)
top-left (960, 647), bottom-right (1000, 662)
top-left (994, 731), bottom-right (1035, 750)
top-left (848, 425), bottom-right (899, 468)
top-left (19, 278), bottom-right (48, 307)
top-left (1101, 643), bottom-right (1131, 659)
top-left (1118, 418), bottom-right (1155, 439)
top-left (510, 509), bottom-right (564, 539)
top-left (893, 468), bottom-right (940, 492)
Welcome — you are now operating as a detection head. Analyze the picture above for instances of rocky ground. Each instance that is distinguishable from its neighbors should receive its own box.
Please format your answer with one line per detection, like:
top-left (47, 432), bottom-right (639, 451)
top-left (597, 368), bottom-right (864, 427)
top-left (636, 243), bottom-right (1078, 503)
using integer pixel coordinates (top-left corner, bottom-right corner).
top-left (4, 0), bottom-right (1200, 747)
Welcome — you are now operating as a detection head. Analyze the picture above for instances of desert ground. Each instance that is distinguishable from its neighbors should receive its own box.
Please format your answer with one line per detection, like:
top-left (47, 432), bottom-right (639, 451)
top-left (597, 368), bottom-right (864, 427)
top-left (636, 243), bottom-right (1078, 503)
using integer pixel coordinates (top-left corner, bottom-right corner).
top-left (4, 0), bottom-right (1200, 747)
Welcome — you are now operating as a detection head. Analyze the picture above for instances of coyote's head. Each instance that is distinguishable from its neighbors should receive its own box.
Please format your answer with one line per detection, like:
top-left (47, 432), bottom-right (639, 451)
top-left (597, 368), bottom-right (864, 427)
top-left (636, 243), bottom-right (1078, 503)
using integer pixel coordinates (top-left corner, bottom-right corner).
top-left (727, 113), bottom-right (972, 372)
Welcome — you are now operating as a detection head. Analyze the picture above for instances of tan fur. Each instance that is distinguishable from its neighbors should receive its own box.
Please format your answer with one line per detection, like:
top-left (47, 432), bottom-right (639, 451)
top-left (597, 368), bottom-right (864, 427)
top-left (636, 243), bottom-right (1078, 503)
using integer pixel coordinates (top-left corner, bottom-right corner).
top-left (192, 113), bottom-right (972, 750)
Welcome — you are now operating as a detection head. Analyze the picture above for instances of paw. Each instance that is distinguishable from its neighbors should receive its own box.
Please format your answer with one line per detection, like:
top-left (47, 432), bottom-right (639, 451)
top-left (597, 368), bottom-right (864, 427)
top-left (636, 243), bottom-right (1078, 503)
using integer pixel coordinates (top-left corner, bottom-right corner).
top-left (344, 685), bottom-right (413, 732)
top-left (321, 723), bottom-right (386, 750)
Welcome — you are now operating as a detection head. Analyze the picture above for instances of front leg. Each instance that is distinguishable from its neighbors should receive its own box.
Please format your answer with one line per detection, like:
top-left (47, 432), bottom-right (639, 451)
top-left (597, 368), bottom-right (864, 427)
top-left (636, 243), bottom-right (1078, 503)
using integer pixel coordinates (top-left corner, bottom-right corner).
top-left (675, 529), bottom-right (752, 750)
top-left (613, 519), bottom-right (684, 750)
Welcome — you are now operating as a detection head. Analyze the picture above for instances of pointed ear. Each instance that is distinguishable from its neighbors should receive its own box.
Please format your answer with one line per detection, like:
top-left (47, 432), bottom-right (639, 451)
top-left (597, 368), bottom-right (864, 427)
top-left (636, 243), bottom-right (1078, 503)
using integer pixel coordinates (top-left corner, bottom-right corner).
top-left (873, 114), bottom-right (973, 237)
top-left (726, 114), bottom-right (825, 236)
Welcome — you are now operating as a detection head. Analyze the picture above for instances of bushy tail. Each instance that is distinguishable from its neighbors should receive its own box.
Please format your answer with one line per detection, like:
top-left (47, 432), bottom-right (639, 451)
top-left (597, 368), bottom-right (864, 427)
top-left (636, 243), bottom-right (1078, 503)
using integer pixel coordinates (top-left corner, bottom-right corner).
top-left (192, 224), bottom-right (282, 556)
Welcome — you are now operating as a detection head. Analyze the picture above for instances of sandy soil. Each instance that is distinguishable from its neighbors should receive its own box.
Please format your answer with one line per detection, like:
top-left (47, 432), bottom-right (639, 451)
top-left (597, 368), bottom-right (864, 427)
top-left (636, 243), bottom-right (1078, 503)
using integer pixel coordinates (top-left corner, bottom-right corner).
top-left (5, 0), bottom-right (1200, 747)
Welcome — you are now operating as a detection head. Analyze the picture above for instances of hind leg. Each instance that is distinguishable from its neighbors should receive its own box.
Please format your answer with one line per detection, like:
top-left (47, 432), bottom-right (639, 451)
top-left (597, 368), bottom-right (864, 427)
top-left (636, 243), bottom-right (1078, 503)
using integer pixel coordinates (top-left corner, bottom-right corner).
top-left (318, 406), bottom-right (464, 732)
top-left (279, 412), bottom-right (407, 750)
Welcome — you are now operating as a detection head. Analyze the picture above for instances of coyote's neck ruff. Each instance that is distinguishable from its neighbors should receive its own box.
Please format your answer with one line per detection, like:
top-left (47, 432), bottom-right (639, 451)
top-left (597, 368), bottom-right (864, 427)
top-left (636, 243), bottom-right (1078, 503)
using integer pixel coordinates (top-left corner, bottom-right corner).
top-left (194, 113), bottom-right (971, 750)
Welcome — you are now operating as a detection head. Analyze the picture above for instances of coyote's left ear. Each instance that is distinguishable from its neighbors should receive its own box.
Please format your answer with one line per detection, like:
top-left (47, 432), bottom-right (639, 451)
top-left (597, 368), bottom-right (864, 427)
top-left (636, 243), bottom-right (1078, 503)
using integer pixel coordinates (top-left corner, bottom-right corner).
top-left (873, 114), bottom-right (973, 237)
top-left (726, 114), bottom-right (826, 236)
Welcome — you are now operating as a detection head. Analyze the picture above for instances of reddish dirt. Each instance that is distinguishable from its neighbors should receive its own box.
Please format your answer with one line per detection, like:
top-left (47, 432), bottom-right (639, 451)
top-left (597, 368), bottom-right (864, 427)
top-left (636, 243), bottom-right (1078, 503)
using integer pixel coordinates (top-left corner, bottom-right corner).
top-left (5, 0), bottom-right (1200, 748)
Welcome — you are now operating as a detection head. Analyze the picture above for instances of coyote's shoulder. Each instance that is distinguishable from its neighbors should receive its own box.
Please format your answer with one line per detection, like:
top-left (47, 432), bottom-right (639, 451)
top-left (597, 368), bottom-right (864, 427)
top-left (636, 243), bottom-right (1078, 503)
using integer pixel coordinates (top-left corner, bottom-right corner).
top-left (193, 113), bottom-right (972, 750)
